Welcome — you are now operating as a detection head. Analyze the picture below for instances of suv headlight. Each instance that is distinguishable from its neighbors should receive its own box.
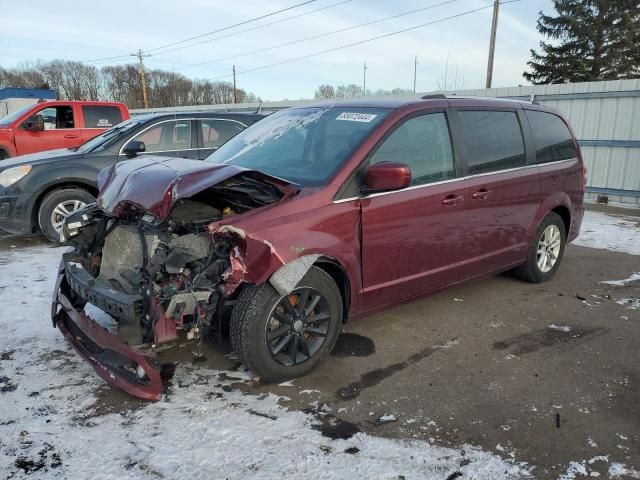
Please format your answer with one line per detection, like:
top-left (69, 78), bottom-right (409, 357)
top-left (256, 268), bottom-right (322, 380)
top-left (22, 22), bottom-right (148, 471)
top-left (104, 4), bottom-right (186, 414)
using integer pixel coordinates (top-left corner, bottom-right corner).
top-left (0, 165), bottom-right (32, 187)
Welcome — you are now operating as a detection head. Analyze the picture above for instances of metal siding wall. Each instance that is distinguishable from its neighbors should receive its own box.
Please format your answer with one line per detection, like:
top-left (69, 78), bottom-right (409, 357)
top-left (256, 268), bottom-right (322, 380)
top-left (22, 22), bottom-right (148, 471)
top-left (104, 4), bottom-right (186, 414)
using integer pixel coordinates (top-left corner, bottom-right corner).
top-left (132, 79), bottom-right (640, 200)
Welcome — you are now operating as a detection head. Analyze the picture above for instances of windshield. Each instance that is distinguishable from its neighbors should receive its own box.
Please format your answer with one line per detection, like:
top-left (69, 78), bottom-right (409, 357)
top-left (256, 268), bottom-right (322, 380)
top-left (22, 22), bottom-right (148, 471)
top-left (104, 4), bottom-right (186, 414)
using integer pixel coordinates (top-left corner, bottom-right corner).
top-left (0, 104), bottom-right (35, 126)
top-left (76, 119), bottom-right (141, 153)
top-left (206, 107), bottom-right (389, 186)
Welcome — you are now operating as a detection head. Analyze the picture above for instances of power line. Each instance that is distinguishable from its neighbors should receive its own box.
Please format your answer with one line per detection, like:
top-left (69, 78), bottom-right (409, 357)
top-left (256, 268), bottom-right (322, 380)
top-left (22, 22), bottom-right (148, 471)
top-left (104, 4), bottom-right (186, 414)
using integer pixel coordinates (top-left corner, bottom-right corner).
top-left (82, 0), bottom-right (317, 64)
top-left (178, 0), bottom-right (463, 70)
top-left (146, 0), bottom-right (317, 54)
top-left (210, 0), bottom-right (524, 80)
top-left (151, 0), bottom-right (354, 57)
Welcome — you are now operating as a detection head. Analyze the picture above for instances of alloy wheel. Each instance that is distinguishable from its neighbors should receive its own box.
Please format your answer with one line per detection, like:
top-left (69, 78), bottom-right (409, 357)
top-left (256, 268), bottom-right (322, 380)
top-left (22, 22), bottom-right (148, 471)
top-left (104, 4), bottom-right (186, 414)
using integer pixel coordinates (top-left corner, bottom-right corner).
top-left (50, 200), bottom-right (86, 232)
top-left (536, 224), bottom-right (561, 273)
top-left (265, 287), bottom-right (332, 366)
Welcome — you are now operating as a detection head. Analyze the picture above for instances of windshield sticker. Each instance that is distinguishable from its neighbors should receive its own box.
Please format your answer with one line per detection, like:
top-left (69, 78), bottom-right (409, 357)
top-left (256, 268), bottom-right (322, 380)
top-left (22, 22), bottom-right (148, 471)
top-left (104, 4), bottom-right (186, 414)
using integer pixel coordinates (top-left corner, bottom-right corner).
top-left (97, 119), bottom-right (112, 127)
top-left (336, 112), bottom-right (378, 123)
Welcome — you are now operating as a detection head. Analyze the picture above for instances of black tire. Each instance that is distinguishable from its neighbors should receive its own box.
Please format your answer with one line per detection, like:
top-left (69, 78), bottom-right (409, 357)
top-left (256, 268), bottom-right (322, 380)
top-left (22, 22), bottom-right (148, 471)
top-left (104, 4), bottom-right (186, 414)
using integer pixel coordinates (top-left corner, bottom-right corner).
top-left (37, 189), bottom-right (96, 243)
top-left (0, 150), bottom-right (8, 160)
top-left (513, 212), bottom-right (566, 283)
top-left (230, 266), bottom-right (342, 382)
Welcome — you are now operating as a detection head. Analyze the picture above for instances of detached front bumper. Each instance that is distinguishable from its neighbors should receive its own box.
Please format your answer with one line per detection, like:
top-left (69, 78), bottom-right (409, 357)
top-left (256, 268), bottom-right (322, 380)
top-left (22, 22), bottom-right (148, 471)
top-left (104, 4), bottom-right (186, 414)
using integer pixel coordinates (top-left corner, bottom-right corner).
top-left (51, 258), bottom-right (170, 401)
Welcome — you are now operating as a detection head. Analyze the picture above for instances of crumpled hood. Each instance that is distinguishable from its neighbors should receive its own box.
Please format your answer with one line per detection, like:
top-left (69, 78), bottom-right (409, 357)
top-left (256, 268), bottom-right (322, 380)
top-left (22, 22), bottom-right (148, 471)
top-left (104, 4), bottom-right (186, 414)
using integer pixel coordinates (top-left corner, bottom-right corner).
top-left (97, 156), bottom-right (297, 219)
top-left (0, 148), bottom-right (82, 169)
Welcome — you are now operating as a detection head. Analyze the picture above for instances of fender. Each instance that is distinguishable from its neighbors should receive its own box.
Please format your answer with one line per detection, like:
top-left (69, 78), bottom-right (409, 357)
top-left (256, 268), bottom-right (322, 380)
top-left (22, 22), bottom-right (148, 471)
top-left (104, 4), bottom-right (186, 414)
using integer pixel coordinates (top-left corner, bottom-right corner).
top-left (22, 168), bottom-right (100, 230)
top-left (268, 254), bottom-right (323, 296)
top-left (211, 201), bottom-right (363, 314)
top-left (527, 191), bottom-right (573, 239)
top-left (0, 141), bottom-right (17, 158)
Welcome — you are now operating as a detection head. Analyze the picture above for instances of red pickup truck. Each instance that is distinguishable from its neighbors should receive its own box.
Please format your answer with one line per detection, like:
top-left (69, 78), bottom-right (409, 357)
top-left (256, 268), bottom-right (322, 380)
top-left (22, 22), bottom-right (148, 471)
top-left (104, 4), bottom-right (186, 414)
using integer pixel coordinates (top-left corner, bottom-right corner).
top-left (0, 100), bottom-right (130, 159)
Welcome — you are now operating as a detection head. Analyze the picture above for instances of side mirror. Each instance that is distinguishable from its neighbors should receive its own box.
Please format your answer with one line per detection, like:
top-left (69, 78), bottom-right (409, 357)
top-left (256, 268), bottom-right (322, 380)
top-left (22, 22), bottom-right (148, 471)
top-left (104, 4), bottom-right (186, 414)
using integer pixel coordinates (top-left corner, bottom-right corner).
top-left (123, 140), bottom-right (145, 157)
top-left (22, 115), bottom-right (44, 132)
top-left (365, 161), bottom-right (411, 192)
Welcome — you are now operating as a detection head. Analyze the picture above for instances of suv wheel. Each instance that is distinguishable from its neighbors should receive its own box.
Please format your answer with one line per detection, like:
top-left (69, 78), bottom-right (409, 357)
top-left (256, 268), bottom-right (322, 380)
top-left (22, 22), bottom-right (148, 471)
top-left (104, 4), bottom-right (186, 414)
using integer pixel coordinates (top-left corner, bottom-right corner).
top-left (37, 189), bottom-right (95, 243)
top-left (230, 266), bottom-right (342, 382)
top-left (0, 150), bottom-right (8, 160)
top-left (513, 212), bottom-right (566, 283)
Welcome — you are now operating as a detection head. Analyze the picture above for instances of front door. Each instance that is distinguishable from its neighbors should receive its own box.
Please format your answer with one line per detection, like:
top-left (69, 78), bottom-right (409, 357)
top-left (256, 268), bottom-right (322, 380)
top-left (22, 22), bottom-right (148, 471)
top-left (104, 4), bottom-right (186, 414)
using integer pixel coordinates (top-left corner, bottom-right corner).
top-left (14, 105), bottom-right (82, 155)
top-left (361, 111), bottom-right (467, 310)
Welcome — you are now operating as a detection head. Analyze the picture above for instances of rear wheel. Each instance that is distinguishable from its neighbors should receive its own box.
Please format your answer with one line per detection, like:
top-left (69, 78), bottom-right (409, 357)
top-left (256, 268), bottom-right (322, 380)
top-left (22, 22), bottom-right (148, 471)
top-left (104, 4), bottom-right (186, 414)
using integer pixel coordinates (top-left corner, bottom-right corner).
top-left (513, 212), bottom-right (566, 283)
top-left (230, 266), bottom-right (342, 382)
top-left (0, 150), bottom-right (8, 160)
top-left (37, 189), bottom-right (95, 243)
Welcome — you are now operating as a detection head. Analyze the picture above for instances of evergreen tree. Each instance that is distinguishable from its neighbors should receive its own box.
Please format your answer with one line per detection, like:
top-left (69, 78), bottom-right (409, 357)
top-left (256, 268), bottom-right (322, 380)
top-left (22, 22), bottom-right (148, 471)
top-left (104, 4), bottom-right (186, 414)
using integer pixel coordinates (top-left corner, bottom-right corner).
top-left (524, 0), bottom-right (640, 84)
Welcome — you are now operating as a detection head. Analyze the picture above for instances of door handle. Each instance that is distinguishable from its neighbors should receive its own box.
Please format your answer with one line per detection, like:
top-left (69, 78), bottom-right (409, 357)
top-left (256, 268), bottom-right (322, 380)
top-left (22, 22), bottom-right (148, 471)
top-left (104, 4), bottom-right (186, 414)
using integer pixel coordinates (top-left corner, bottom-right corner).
top-left (471, 189), bottom-right (491, 200)
top-left (442, 195), bottom-right (464, 206)
top-left (64, 134), bottom-right (79, 139)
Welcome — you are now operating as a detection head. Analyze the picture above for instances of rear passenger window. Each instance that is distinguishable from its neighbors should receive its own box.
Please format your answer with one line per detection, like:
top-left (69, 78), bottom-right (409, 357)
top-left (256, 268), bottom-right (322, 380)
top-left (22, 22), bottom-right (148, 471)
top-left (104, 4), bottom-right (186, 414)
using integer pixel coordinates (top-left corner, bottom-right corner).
top-left (82, 106), bottom-right (123, 128)
top-left (526, 110), bottom-right (577, 163)
top-left (458, 110), bottom-right (525, 174)
top-left (201, 119), bottom-right (244, 149)
top-left (132, 121), bottom-right (192, 153)
top-left (369, 113), bottom-right (455, 185)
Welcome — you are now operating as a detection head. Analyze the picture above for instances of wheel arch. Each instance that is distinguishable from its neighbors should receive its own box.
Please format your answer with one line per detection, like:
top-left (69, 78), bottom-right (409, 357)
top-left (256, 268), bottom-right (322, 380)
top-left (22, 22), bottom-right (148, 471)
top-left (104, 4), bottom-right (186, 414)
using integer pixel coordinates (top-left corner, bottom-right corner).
top-left (267, 254), bottom-right (351, 323)
top-left (550, 204), bottom-right (571, 237)
top-left (314, 256), bottom-right (351, 323)
top-left (31, 181), bottom-right (98, 232)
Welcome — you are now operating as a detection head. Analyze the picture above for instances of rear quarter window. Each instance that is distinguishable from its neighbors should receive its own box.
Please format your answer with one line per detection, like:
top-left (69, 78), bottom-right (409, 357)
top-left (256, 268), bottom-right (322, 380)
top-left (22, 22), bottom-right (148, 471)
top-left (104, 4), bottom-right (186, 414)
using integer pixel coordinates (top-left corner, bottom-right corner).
top-left (82, 106), bottom-right (123, 128)
top-left (525, 110), bottom-right (577, 163)
top-left (458, 110), bottom-right (526, 175)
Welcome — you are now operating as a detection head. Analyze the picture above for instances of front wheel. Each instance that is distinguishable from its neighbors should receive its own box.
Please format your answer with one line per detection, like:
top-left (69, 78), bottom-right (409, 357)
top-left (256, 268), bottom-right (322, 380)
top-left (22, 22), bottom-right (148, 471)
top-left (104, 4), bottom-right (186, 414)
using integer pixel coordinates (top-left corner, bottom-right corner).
top-left (513, 212), bottom-right (566, 283)
top-left (37, 189), bottom-right (96, 243)
top-left (230, 266), bottom-right (342, 382)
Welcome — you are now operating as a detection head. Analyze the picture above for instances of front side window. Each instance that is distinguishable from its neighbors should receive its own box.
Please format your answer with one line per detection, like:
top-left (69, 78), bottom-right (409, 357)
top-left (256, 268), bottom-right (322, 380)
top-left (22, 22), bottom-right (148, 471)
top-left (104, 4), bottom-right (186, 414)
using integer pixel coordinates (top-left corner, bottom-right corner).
top-left (458, 110), bottom-right (526, 174)
top-left (526, 110), bottom-right (577, 163)
top-left (24, 106), bottom-right (74, 130)
top-left (206, 107), bottom-right (389, 186)
top-left (131, 120), bottom-right (192, 153)
top-left (201, 119), bottom-right (244, 149)
top-left (369, 113), bottom-right (455, 186)
top-left (82, 106), bottom-right (123, 128)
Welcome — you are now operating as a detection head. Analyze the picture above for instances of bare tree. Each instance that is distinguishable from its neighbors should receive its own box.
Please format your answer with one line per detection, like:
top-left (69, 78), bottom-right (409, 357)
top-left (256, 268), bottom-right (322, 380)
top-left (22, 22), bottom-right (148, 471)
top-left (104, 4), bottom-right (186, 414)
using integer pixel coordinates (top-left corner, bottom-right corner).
top-left (314, 84), bottom-right (335, 99)
top-left (0, 59), bottom-right (259, 107)
top-left (437, 54), bottom-right (465, 92)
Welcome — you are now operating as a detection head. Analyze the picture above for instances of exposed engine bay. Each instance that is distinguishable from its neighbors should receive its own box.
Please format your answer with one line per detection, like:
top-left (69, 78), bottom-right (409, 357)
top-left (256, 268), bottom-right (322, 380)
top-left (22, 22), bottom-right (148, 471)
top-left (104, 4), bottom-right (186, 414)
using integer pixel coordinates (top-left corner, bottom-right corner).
top-left (60, 174), bottom-right (288, 347)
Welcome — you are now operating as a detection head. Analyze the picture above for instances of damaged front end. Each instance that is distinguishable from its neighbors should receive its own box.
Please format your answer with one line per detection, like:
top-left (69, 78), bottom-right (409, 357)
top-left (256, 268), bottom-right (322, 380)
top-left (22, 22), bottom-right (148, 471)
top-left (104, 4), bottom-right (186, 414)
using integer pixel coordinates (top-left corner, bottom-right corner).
top-left (51, 158), bottom-right (297, 400)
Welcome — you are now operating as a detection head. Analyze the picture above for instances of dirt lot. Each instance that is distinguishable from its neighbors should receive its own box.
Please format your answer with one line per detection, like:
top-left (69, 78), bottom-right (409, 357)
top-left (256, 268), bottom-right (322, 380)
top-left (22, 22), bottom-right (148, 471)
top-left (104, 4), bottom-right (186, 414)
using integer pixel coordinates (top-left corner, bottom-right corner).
top-left (1, 205), bottom-right (639, 479)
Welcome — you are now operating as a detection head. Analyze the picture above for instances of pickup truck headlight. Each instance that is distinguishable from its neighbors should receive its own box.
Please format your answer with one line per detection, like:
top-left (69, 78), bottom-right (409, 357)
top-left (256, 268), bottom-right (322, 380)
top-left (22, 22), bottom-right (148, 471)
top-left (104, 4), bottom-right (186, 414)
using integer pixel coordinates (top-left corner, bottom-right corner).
top-left (0, 165), bottom-right (32, 187)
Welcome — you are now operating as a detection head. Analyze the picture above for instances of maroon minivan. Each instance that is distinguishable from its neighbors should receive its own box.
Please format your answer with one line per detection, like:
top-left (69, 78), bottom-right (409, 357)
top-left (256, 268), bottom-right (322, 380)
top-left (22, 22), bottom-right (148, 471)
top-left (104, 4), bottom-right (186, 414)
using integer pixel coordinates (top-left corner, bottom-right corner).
top-left (52, 96), bottom-right (585, 399)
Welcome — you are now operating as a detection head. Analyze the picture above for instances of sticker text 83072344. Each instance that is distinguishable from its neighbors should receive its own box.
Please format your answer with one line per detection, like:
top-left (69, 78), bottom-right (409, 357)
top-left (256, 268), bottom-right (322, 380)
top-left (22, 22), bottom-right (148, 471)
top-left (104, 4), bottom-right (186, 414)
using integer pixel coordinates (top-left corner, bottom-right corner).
top-left (335, 112), bottom-right (378, 123)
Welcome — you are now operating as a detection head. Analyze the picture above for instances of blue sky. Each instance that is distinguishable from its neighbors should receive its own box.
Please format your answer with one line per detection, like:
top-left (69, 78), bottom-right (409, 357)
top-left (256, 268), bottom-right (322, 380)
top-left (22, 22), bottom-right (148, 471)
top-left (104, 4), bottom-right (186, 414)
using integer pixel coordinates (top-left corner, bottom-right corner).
top-left (2, 0), bottom-right (554, 100)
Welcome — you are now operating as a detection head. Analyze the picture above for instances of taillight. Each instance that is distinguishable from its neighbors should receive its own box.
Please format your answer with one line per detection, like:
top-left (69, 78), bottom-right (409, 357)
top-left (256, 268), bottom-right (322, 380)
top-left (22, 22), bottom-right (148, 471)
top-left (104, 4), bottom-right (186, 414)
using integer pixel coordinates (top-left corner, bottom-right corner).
top-left (582, 166), bottom-right (588, 191)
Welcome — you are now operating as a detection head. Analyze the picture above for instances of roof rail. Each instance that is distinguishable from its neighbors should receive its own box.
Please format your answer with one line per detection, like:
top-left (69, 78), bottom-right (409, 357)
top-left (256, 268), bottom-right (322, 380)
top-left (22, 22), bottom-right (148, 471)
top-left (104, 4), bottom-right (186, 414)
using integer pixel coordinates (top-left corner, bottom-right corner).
top-left (421, 93), bottom-right (447, 99)
top-left (421, 92), bottom-right (538, 105)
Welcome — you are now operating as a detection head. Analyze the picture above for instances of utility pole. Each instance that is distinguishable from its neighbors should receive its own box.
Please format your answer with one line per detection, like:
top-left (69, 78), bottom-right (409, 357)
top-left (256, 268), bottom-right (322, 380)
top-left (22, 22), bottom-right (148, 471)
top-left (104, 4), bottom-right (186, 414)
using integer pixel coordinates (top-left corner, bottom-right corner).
top-left (362, 61), bottom-right (367, 96)
top-left (413, 55), bottom-right (419, 93)
top-left (131, 49), bottom-right (150, 108)
top-left (485, 0), bottom-right (500, 89)
top-left (232, 65), bottom-right (237, 104)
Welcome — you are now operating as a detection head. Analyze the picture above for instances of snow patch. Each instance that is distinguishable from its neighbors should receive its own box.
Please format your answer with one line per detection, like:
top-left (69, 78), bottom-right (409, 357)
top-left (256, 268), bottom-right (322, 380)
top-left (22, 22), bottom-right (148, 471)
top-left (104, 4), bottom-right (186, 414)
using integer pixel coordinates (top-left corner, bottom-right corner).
top-left (0, 244), bottom-right (534, 479)
top-left (615, 298), bottom-right (640, 310)
top-left (600, 272), bottom-right (640, 286)
top-left (548, 324), bottom-right (571, 332)
top-left (574, 211), bottom-right (640, 256)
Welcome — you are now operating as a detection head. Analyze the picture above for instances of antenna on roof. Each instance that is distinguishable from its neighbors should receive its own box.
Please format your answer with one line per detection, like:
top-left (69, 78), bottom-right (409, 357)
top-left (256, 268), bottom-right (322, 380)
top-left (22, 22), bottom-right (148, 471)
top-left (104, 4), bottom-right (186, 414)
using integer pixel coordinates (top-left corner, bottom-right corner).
top-left (529, 91), bottom-right (536, 103)
top-left (421, 93), bottom-right (447, 100)
top-left (255, 100), bottom-right (263, 114)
